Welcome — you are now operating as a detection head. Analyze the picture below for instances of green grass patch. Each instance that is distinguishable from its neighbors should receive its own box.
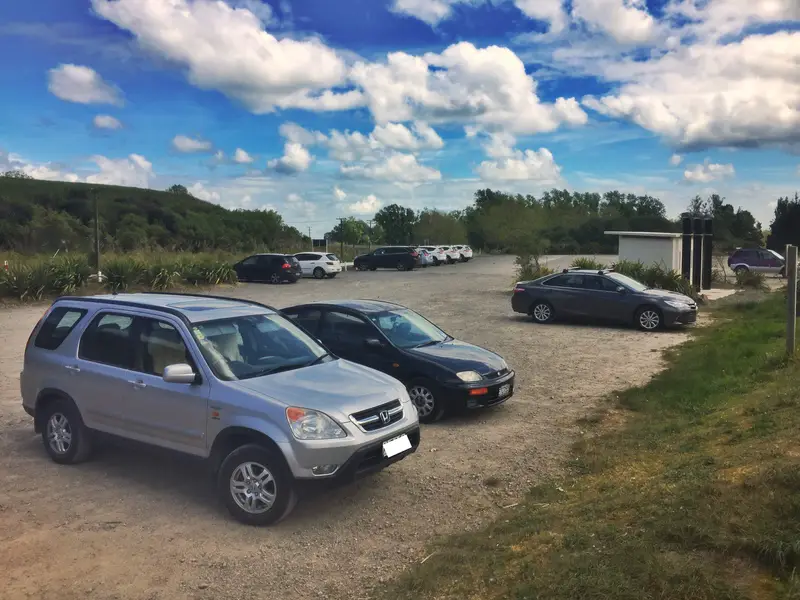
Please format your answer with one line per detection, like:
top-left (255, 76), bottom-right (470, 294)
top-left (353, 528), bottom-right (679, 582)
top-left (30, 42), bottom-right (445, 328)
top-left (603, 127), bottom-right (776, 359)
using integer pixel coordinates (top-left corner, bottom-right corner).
top-left (379, 294), bottom-right (800, 600)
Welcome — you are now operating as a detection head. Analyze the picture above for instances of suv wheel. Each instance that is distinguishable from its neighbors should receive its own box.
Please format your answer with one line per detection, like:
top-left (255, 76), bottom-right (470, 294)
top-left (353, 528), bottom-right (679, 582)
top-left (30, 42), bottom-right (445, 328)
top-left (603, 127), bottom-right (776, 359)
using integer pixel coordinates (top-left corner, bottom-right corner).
top-left (218, 444), bottom-right (297, 526)
top-left (396, 261), bottom-right (407, 271)
top-left (313, 267), bottom-right (326, 279)
top-left (636, 307), bottom-right (662, 331)
top-left (41, 399), bottom-right (93, 464)
top-left (356, 263), bottom-right (368, 271)
top-left (408, 380), bottom-right (445, 423)
top-left (734, 265), bottom-right (749, 276)
top-left (269, 273), bottom-right (281, 284)
top-left (531, 301), bottom-right (554, 324)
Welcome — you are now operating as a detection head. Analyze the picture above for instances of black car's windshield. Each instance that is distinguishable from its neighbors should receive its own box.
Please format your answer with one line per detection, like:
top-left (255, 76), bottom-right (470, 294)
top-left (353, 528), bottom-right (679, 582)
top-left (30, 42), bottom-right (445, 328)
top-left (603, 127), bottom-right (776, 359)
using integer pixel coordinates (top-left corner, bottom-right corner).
top-left (368, 309), bottom-right (448, 349)
top-left (192, 313), bottom-right (328, 380)
top-left (607, 272), bottom-right (649, 292)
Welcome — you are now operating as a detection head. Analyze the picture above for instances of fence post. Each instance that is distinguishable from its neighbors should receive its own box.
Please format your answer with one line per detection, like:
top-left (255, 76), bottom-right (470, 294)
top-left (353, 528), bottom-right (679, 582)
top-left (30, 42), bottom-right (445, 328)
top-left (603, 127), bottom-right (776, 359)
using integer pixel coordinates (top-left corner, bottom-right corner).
top-left (787, 244), bottom-right (798, 356)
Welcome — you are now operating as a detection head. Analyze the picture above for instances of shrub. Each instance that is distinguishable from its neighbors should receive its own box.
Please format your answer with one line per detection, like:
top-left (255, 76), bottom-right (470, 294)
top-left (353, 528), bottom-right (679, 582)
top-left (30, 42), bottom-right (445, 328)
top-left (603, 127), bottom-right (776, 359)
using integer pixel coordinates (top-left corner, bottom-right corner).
top-left (0, 260), bottom-right (52, 301)
top-left (735, 269), bottom-right (768, 291)
top-left (103, 257), bottom-right (146, 292)
top-left (515, 254), bottom-right (554, 282)
top-left (50, 255), bottom-right (92, 295)
top-left (145, 262), bottom-right (181, 291)
top-left (179, 257), bottom-right (237, 286)
top-left (570, 257), bottom-right (607, 270)
top-left (614, 260), bottom-right (700, 300)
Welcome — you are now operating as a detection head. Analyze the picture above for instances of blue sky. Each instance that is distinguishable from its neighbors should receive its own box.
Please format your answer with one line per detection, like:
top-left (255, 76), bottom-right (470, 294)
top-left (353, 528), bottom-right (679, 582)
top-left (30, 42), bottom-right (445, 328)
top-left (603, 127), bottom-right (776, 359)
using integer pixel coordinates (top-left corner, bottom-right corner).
top-left (0, 0), bottom-right (797, 236)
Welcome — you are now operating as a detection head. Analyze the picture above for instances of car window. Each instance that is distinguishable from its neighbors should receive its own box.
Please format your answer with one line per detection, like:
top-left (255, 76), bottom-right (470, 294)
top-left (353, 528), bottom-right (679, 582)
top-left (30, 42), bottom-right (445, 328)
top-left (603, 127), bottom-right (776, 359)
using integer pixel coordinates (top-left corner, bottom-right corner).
top-left (319, 311), bottom-right (375, 344)
top-left (368, 309), bottom-right (447, 349)
top-left (139, 318), bottom-right (192, 376)
top-left (283, 309), bottom-right (323, 336)
top-left (584, 276), bottom-right (619, 291)
top-left (79, 312), bottom-right (138, 371)
top-left (240, 256), bottom-right (258, 266)
top-left (758, 250), bottom-right (774, 260)
top-left (543, 274), bottom-right (584, 288)
top-left (326, 254), bottom-right (338, 261)
top-left (374, 248), bottom-right (385, 255)
top-left (606, 272), bottom-right (649, 292)
top-left (256, 255), bottom-right (275, 267)
top-left (34, 307), bottom-right (88, 350)
top-left (294, 253), bottom-right (312, 262)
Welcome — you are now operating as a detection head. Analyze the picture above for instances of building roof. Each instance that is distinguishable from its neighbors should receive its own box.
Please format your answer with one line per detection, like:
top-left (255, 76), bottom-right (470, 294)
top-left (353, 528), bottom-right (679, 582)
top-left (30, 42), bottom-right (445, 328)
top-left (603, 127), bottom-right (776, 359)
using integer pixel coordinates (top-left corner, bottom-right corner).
top-left (604, 230), bottom-right (682, 239)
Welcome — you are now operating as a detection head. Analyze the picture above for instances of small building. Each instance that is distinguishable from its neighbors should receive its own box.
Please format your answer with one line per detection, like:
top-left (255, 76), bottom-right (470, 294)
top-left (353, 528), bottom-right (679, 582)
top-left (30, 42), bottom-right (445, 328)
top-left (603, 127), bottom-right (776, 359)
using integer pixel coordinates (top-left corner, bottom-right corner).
top-left (605, 231), bottom-right (683, 271)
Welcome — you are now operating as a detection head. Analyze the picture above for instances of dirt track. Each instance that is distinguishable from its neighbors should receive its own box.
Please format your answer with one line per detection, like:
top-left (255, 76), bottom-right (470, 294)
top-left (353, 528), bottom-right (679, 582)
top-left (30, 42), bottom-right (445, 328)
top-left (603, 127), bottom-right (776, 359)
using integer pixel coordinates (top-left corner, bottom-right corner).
top-left (0, 255), bottom-right (691, 600)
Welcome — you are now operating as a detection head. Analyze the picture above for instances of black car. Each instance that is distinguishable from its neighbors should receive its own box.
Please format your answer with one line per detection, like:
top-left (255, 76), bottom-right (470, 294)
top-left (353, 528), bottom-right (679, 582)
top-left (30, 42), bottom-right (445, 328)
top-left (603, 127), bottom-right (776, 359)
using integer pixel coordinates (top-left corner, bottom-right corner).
top-left (353, 247), bottom-right (419, 271)
top-left (233, 253), bottom-right (302, 284)
top-left (281, 300), bottom-right (515, 423)
top-left (512, 268), bottom-right (698, 331)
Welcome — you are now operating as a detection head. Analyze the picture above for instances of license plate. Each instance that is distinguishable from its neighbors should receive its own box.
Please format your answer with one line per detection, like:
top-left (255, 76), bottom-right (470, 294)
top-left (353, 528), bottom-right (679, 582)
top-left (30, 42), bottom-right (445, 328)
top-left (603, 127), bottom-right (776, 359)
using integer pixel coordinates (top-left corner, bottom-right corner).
top-left (382, 434), bottom-right (412, 458)
top-left (498, 384), bottom-right (511, 398)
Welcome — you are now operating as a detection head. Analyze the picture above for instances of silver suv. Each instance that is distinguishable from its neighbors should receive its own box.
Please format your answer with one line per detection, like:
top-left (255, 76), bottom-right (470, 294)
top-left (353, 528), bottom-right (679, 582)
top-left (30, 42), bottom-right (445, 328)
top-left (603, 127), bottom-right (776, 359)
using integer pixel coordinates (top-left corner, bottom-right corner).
top-left (20, 293), bottom-right (420, 526)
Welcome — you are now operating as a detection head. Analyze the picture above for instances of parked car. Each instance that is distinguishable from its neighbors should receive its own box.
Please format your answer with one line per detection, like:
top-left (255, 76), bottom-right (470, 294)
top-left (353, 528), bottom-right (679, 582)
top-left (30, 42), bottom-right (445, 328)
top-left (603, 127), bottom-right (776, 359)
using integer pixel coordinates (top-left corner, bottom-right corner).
top-left (439, 245), bottom-right (460, 264)
top-left (281, 300), bottom-right (514, 423)
top-left (294, 252), bottom-right (342, 279)
top-left (452, 245), bottom-right (473, 262)
top-left (422, 246), bottom-right (447, 266)
top-left (353, 246), bottom-right (419, 271)
top-left (728, 248), bottom-right (785, 276)
top-left (416, 248), bottom-right (435, 268)
top-left (20, 293), bottom-right (420, 526)
top-left (512, 268), bottom-right (698, 331)
top-left (234, 254), bottom-right (302, 284)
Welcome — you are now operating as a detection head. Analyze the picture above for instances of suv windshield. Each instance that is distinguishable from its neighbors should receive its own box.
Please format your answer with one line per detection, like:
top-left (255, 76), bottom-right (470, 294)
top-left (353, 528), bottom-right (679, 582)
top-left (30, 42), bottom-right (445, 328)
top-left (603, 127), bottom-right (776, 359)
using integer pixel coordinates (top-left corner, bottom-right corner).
top-left (192, 313), bottom-right (328, 381)
top-left (368, 309), bottom-right (448, 349)
top-left (607, 272), bottom-right (649, 292)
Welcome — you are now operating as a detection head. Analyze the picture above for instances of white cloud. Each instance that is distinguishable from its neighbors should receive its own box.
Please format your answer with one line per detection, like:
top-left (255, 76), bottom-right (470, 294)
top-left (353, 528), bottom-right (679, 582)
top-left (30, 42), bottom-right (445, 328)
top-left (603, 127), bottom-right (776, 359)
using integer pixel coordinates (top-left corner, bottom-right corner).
top-left (268, 142), bottom-right (313, 174)
top-left (47, 64), bottom-right (122, 105)
top-left (349, 42), bottom-right (587, 135)
top-left (665, 0), bottom-right (799, 43)
top-left (669, 154), bottom-right (683, 166)
top-left (93, 114), bottom-right (123, 130)
top-left (348, 194), bottom-right (381, 214)
top-left (284, 192), bottom-right (316, 218)
top-left (571, 0), bottom-right (656, 44)
top-left (91, 0), bottom-right (358, 113)
top-left (188, 181), bottom-right (221, 202)
top-left (683, 160), bottom-right (735, 183)
top-left (232, 148), bottom-right (254, 164)
top-left (341, 153), bottom-right (441, 183)
top-left (86, 154), bottom-right (154, 188)
top-left (389, 0), bottom-right (476, 25)
top-left (0, 150), bottom-right (80, 182)
top-left (333, 186), bottom-right (347, 201)
top-left (581, 31), bottom-right (800, 150)
top-left (483, 131), bottom-right (517, 158)
top-left (514, 0), bottom-right (567, 34)
top-left (172, 135), bottom-right (213, 153)
top-left (372, 122), bottom-right (444, 151)
top-left (477, 147), bottom-right (562, 182)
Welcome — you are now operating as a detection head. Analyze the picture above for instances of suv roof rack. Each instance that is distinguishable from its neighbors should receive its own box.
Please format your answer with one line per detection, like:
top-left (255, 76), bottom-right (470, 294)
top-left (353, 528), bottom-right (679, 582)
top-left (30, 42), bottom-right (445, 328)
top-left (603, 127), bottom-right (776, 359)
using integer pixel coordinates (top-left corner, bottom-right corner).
top-left (137, 291), bottom-right (277, 312)
top-left (562, 267), bottom-right (582, 273)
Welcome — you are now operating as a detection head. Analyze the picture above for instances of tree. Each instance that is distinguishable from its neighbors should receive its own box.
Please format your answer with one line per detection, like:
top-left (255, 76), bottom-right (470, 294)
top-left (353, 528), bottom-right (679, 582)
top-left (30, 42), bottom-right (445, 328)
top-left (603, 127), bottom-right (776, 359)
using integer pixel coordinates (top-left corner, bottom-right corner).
top-left (1, 170), bottom-right (33, 179)
top-left (767, 193), bottom-right (800, 250)
top-left (166, 184), bottom-right (189, 195)
top-left (328, 218), bottom-right (367, 245)
top-left (413, 209), bottom-right (466, 244)
top-left (374, 204), bottom-right (417, 245)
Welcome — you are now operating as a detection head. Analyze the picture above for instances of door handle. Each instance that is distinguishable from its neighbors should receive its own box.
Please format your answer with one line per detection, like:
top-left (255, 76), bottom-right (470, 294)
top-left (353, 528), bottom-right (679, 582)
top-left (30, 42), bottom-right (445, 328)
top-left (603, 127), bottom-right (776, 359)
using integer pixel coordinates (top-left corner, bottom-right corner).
top-left (128, 380), bottom-right (147, 390)
top-left (64, 365), bottom-right (81, 374)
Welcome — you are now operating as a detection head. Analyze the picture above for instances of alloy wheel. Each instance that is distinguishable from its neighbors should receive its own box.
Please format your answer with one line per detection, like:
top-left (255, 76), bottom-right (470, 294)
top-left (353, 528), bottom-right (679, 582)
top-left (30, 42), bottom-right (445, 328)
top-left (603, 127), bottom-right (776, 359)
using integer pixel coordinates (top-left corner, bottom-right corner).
top-left (229, 461), bottom-right (277, 514)
top-left (46, 413), bottom-right (72, 455)
top-left (269, 273), bottom-right (281, 284)
top-left (639, 310), bottom-right (660, 330)
top-left (532, 303), bottom-right (552, 323)
top-left (409, 385), bottom-right (436, 418)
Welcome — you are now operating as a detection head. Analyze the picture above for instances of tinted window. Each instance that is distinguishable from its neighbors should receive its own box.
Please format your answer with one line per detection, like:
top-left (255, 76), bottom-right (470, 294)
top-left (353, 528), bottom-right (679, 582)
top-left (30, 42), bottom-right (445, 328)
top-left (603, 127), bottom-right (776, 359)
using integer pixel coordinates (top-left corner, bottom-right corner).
top-left (284, 309), bottom-right (323, 336)
top-left (319, 311), bottom-right (375, 343)
top-left (79, 313), bottom-right (137, 370)
top-left (241, 256), bottom-right (258, 266)
top-left (34, 307), bottom-right (88, 350)
top-left (295, 253), bottom-right (314, 262)
top-left (585, 276), bottom-right (620, 292)
top-left (368, 309), bottom-right (447, 349)
top-left (326, 254), bottom-right (339, 261)
top-left (544, 274), bottom-right (584, 288)
top-left (374, 248), bottom-right (386, 255)
top-left (140, 318), bottom-right (192, 376)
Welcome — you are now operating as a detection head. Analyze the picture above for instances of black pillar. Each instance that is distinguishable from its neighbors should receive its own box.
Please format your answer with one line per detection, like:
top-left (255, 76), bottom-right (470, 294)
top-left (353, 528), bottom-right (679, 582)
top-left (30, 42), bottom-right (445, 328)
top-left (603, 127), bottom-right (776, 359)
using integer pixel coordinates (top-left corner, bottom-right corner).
top-left (692, 218), bottom-right (703, 291)
top-left (681, 215), bottom-right (692, 281)
top-left (702, 218), bottom-right (713, 290)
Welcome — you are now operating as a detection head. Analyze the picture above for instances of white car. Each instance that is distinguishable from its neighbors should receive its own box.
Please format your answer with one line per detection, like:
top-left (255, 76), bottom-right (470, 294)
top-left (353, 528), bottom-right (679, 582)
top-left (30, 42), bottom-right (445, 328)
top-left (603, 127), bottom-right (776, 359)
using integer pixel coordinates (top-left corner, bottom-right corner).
top-left (422, 246), bottom-right (447, 266)
top-left (452, 245), bottom-right (473, 262)
top-left (293, 252), bottom-right (343, 279)
top-left (440, 246), bottom-right (461, 264)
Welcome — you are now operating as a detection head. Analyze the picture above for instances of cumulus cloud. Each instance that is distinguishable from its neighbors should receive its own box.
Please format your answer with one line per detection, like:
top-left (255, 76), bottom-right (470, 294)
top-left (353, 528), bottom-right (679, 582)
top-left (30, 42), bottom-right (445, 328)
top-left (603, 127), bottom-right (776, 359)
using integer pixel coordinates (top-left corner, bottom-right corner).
top-left (514, 0), bottom-right (567, 34)
top-left (91, 0), bottom-right (358, 113)
top-left (349, 194), bottom-right (381, 214)
top-left (571, 0), bottom-right (656, 44)
top-left (333, 186), bottom-right (347, 201)
top-left (47, 64), bottom-right (122, 105)
top-left (86, 154), bottom-right (154, 188)
top-left (389, 0), bottom-right (477, 25)
top-left (188, 181), bottom-right (221, 202)
top-left (477, 147), bottom-right (562, 182)
top-left (0, 150), bottom-right (80, 182)
top-left (341, 153), bottom-right (441, 183)
top-left (665, 0), bottom-right (800, 43)
top-left (670, 154), bottom-right (683, 166)
top-left (683, 160), bottom-right (735, 183)
top-left (172, 135), bottom-right (213, 153)
top-left (268, 142), bottom-right (313, 174)
top-left (232, 148), bottom-right (254, 164)
top-left (93, 114), bottom-right (123, 130)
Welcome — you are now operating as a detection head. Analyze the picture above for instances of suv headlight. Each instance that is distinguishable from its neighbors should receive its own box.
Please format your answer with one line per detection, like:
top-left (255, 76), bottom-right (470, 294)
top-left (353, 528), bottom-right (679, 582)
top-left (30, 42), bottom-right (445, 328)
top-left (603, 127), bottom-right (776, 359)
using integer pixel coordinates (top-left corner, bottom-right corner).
top-left (664, 300), bottom-right (691, 309)
top-left (456, 370), bottom-right (483, 382)
top-left (286, 407), bottom-right (346, 440)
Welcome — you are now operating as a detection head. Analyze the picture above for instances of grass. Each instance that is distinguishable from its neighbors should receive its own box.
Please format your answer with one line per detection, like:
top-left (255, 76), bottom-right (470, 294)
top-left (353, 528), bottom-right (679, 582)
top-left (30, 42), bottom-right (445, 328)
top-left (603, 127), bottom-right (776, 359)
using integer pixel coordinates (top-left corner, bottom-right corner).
top-left (379, 293), bottom-right (800, 600)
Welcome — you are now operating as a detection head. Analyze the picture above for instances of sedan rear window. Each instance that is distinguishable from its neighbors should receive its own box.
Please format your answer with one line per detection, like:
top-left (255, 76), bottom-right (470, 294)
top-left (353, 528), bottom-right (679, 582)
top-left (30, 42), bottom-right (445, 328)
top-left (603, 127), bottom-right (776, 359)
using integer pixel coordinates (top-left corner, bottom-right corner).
top-left (34, 307), bottom-right (88, 350)
top-left (326, 254), bottom-right (339, 261)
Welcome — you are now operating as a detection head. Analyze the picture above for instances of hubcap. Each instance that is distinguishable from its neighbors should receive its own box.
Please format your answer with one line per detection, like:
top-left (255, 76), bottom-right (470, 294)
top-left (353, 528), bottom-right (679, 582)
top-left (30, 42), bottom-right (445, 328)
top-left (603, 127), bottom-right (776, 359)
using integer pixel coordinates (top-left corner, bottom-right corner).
top-left (270, 274), bottom-right (280, 283)
top-left (640, 310), bottom-right (660, 330)
top-left (314, 268), bottom-right (324, 279)
top-left (409, 385), bottom-right (435, 418)
top-left (396, 263), bottom-right (404, 271)
top-left (533, 304), bottom-right (551, 322)
top-left (230, 461), bottom-right (277, 514)
top-left (46, 413), bottom-right (72, 455)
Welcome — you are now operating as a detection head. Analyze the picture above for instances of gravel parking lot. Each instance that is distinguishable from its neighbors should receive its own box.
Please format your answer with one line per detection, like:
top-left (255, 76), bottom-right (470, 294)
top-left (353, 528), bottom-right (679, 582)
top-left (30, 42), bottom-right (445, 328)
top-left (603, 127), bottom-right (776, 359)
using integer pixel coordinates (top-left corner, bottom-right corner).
top-left (0, 255), bottom-right (691, 600)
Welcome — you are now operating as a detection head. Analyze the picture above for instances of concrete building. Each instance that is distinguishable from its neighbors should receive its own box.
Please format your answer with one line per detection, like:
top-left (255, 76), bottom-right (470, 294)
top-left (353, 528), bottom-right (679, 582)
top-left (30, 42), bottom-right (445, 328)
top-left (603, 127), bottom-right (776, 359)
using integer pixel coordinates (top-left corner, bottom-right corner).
top-left (605, 231), bottom-right (683, 271)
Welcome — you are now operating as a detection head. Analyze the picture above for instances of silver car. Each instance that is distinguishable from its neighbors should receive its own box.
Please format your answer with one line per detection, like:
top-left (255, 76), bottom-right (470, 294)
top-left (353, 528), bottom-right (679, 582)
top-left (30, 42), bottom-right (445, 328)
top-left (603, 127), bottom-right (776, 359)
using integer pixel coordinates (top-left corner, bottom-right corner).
top-left (20, 293), bottom-right (420, 526)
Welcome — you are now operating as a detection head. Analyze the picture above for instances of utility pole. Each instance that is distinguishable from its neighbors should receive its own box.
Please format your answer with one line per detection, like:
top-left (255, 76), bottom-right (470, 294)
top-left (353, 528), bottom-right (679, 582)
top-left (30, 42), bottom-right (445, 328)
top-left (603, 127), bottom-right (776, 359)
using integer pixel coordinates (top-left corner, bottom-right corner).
top-left (338, 217), bottom-right (345, 261)
top-left (787, 244), bottom-right (798, 356)
top-left (308, 227), bottom-right (312, 251)
top-left (367, 219), bottom-right (374, 251)
top-left (92, 188), bottom-right (101, 279)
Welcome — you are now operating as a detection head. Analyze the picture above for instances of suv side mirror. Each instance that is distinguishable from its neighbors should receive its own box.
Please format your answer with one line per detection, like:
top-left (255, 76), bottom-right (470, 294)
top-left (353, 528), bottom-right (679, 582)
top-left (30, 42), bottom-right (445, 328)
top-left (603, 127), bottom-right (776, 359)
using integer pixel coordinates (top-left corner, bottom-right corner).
top-left (163, 363), bottom-right (197, 384)
top-left (616, 286), bottom-right (626, 294)
top-left (365, 338), bottom-right (385, 349)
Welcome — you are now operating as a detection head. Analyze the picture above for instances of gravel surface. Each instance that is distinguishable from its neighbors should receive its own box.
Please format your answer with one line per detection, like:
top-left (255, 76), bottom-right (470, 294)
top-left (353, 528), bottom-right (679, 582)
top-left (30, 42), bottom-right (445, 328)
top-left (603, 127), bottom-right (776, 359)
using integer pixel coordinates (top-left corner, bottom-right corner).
top-left (0, 255), bottom-right (692, 600)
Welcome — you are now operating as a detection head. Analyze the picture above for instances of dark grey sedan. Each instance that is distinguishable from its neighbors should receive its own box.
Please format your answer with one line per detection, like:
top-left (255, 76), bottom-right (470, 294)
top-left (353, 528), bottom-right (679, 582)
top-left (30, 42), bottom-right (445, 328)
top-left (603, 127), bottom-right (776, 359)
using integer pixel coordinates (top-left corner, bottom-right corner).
top-left (511, 269), bottom-right (697, 331)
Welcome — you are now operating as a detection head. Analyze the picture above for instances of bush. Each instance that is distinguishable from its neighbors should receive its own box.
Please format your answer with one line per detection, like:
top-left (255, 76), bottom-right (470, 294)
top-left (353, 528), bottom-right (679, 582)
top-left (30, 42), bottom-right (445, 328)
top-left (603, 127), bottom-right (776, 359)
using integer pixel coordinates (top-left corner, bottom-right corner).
top-left (0, 255), bottom-right (92, 300)
top-left (515, 254), bottom-right (554, 282)
top-left (103, 257), bottom-right (146, 292)
top-left (614, 260), bottom-right (699, 300)
top-left (571, 257), bottom-right (607, 270)
top-left (735, 269), bottom-right (768, 291)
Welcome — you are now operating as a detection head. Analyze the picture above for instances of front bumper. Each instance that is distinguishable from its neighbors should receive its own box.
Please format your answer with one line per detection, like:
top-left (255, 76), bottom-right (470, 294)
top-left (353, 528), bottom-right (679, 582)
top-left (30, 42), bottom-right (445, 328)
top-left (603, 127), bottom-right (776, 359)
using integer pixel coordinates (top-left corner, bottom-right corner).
top-left (664, 307), bottom-right (698, 326)
top-left (440, 371), bottom-right (515, 410)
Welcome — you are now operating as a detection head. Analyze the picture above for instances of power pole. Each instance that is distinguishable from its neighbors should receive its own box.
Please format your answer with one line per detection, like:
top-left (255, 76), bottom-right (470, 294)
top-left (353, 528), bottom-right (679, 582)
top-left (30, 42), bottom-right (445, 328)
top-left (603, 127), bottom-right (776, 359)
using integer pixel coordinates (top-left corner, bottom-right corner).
top-left (367, 219), bottom-right (374, 251)
top-left (308, 227), bottom-right (312, 251)
top-left (338, 217), bottom-right (345, 261)
top-left (92, 188), bottom-right (101, 277)
top-left (787, 244), bottom-right (798, 356)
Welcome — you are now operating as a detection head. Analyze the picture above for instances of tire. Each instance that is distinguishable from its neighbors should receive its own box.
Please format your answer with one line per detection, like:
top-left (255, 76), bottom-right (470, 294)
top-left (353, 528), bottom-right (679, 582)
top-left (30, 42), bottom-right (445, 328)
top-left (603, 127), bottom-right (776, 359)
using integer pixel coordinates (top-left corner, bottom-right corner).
top-left (635, 306), bottom-right (662, 332)
top-left (530, 301), bottom-right (554, 324)
top-left (396, 261), bottom-right (407, 271)
top-left (269, 273), bottom-right (281, 284)
top-left (327, 273), bottom-right (337, 279)
top-left (356, 263), bottom-right (368, 272)
top-left (41, 398), bottom-right (93, 465)
top-left (460, 255), bottom-right (467, 263)
top-left (369, 267), bottom-right (377, 271)
top-left (407, 379), bottom-right (446, 423)
top-left (733, 266), bottom-right (749, 276)
top-left (218, 444), bottom-right (297, 526)
top-left (313, 267), bottom-right (326, 279)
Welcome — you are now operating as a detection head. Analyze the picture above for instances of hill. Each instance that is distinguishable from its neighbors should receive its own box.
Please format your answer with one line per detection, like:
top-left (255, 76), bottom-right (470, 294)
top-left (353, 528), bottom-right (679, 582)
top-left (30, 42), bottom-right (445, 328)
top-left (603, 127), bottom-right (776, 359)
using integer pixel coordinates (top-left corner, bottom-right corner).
top-left (0, 178), bottom-right (303, 254)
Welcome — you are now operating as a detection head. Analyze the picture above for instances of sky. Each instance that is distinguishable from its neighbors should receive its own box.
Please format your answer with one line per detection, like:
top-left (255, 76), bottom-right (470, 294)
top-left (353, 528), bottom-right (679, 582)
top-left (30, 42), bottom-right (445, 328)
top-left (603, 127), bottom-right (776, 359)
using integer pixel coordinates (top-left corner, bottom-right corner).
top-left (0, 0), bottom-right (798, 237)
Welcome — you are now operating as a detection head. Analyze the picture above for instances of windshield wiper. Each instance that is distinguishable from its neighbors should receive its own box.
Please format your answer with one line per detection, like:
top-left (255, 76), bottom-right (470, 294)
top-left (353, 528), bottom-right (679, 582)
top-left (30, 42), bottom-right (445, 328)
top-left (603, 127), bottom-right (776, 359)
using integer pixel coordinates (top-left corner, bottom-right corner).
top-left (305, 353), bottom-right (331, 366)
top-left (414, 339), bottom-right (441, 348)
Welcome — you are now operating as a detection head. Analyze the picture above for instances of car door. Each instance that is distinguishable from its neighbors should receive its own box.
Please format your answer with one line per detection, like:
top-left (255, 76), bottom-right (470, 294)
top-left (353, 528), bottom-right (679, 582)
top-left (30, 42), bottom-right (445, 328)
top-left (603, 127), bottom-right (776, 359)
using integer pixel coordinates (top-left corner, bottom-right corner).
top-left (256, 255), bottom-right (277, 280)
top-left (541, 274), bottom-right (586, 316)
top-left (759, 250), bottom-right (781, 274)
top-left (372, 248), bottom-right (387, 269)
top-left (235, 255), bottom-right (259, 281)
top-left (294, 253), bottom-right (313, 276)
top-left (317, 310), bottom-right (397, 373)
top-left (133, 315), bottom-right (211, 455)
top-left (583, 275), bottom-right (631, 322)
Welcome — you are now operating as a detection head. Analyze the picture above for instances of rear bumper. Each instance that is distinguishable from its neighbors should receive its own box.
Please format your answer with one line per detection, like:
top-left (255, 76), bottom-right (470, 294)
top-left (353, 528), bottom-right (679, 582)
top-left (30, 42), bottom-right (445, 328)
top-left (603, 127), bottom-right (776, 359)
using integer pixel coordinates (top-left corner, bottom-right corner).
top-left (440, 372), bottom-right (515, 410)
top-left (511, 292), bottom-right (531, 314)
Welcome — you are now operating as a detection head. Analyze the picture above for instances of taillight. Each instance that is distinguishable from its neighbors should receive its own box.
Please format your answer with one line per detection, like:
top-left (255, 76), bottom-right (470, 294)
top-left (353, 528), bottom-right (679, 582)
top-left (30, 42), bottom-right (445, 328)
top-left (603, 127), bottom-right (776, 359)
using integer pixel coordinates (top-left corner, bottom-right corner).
top-left (326, 262), bottom-right (334, 266)
top-left (282, 263), bottom-right (291, 269)
top-left (411, 252), bottom-right (418, 257)
top-left (513, 287), bottom-right (525, 293)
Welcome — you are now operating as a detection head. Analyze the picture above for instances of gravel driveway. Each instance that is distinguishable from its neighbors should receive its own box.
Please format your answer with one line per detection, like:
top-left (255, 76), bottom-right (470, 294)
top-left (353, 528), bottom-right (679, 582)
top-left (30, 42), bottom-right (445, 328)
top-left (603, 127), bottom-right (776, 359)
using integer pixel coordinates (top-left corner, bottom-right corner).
top-left (0, 255), bottom-right (690, 600)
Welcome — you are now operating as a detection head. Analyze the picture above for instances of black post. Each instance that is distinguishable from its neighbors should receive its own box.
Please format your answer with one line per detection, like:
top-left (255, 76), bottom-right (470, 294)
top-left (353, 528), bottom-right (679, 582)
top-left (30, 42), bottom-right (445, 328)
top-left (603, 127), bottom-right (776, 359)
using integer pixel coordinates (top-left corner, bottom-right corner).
top-left (93, 189), bottom-right (101, 273)
top-left (681, 215), bottom-right (692, 280)
top-left (702, 218), bottom-right (713, 290)
top-left (692, 217), bottom-right (703, 291)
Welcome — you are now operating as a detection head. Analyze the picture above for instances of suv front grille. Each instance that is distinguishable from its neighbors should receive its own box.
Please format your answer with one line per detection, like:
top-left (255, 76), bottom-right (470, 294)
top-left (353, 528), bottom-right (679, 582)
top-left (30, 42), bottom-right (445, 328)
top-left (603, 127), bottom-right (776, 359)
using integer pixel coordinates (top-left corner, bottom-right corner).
top-left (351, 399), bottom-right (403, 432)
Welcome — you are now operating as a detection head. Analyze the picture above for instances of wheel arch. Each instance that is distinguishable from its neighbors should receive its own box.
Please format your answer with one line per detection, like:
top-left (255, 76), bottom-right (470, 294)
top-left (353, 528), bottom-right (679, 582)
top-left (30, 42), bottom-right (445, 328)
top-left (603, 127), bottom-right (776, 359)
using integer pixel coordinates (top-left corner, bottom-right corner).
top-left (34, 388), bottom-right (77, 434)
top-left (209, 426), bottom-right (289, 475)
